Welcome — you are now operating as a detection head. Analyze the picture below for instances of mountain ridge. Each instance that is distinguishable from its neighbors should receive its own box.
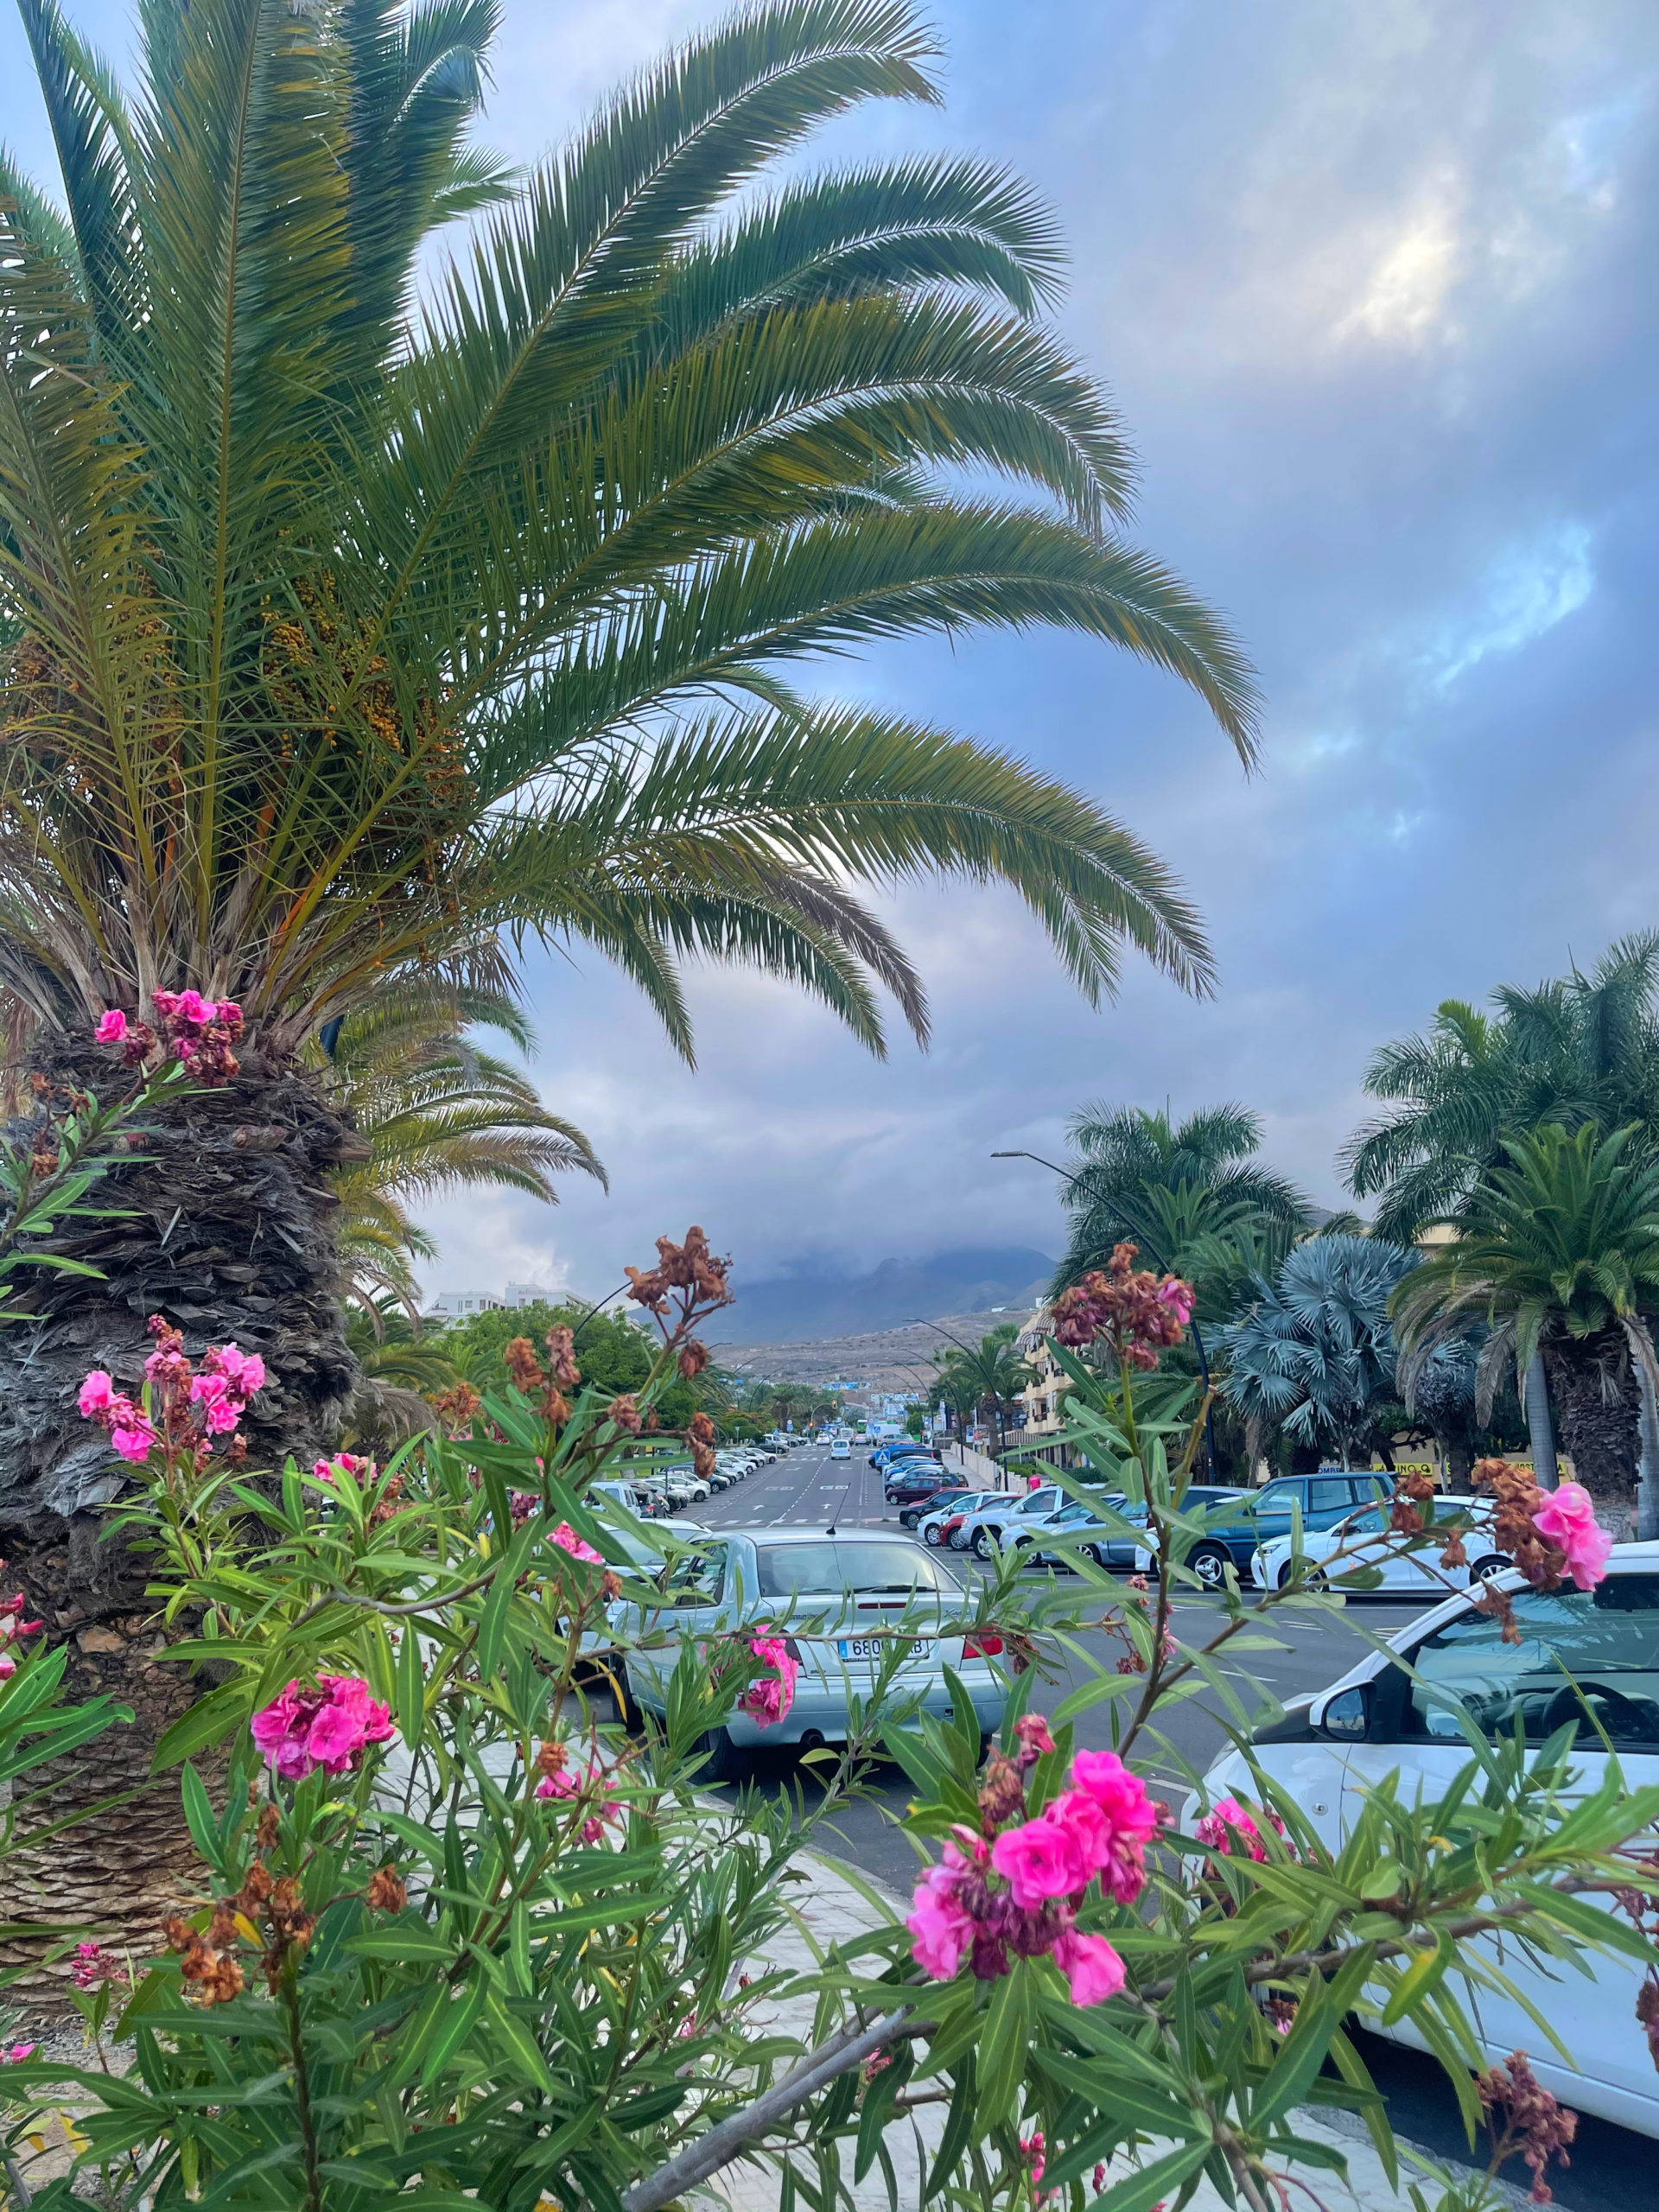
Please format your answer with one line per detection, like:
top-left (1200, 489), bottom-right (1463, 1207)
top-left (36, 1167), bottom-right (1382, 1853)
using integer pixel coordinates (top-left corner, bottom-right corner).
top-left (718, 1244), bottom-right (1053, 1345)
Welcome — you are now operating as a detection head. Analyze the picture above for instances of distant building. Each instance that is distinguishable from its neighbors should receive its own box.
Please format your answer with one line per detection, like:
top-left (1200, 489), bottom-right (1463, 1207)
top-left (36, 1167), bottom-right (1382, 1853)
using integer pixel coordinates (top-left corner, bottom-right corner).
top-left (1014, 1306), bottom-right (1080, 1470)
top-left (503, 1281), bottom-right (555, 1310)
top-left (429, 1290), bottom-right (505, 1319)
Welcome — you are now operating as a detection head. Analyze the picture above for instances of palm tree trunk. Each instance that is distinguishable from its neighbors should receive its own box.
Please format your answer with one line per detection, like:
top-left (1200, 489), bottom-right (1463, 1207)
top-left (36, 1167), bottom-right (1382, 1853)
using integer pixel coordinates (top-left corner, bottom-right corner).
top-left (1540, 1335), bottom-right (1637, 1541)
top-left (1637, 1353), bottom-right (1659, 1542)
top-left (0, 1041), bottom-right (359, 1992)
top-left (1524, 1349), bottom-right (1559, 1492)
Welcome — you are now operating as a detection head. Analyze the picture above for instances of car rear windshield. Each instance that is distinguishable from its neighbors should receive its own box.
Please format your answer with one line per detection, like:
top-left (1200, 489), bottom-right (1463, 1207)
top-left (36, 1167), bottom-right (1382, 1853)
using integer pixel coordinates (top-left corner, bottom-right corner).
top-left (753, 1542), bottom-right (963, 1597)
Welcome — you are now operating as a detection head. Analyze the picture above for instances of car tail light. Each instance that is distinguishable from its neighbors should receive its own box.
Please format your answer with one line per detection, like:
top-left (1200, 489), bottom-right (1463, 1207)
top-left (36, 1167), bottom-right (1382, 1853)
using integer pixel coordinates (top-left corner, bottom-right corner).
top-left (782, 1637), bottom-right (804, 1663)
top-left (963, 1631), bottom-right (1004, 1659)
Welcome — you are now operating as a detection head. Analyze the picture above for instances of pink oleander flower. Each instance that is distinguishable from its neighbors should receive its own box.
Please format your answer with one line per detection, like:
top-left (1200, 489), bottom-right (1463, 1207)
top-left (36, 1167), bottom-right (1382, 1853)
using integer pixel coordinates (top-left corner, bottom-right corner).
top-left (1068, 1748), bottom-right (1160, 1902)
top-left (740, 1634), bottom-right (799, 1727)
top-left (1194, 1794), bottom-right (1283, 1862)
top-left (990, 1811), bottom-right (1088, 1908)
top-left (78, 1370), bottom-right (116, 1417)
top-left (251, 1674), bottom-right (393, 1781)
top-left (2, 2044), bottom-right (35, 2063)
top-left (110, 1420), bottom-right (158, 1464)
top-left (549, 1521), bottom-right (603, 1565)
top-left (1532, 1482), bottom-right (1614, 1591)
top-left (1052, 1926), bottom-right (1126, 2005)
top-left (1020, 2128), bottom-right (1051, 2201)
top-left (203, 1401), bottom-right (240, 1435)
top-left (535, 1762), bottom-right (620, 1845)
top-left (172, 988), bottom-right (215, 1027)
top-left (1014, 1713), bottom-right (1055, 1758)
top-left (217, 1001), bottom-right (244, 1029)
top-left (94, 1009), bottom-right (127, 1044)
top-left (1156, 1278), bottom-right (1197, 1326)
top-left (0, 1655), bottom-right (16, 1681)
top-left (210, 1344), bottom-right (265, 1395)
top-left (150, 990), bottom-right (181, 1019)
top-left (906, 1853), bottom-right (978, 1979)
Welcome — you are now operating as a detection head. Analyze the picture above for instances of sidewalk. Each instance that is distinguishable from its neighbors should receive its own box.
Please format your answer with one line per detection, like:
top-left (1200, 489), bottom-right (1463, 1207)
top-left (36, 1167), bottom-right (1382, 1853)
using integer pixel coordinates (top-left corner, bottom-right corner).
top-left (719, 1850), bottom-right (1528, 2212)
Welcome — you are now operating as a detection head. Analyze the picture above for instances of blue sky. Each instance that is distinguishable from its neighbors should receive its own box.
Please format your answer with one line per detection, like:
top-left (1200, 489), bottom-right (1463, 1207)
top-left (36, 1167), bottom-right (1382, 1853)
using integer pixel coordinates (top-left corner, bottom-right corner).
top-left (5, 0), bottom-right (1657, 1308)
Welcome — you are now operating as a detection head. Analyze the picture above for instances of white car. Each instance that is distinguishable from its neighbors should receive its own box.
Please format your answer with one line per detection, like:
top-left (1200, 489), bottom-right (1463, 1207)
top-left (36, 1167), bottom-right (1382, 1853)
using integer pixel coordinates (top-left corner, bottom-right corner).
top-left (1252, 1497), bottom-right (1512, 1595)
top-left (1187, 1543), bottom-right (1659, 2136)
top-left (953, 1484), bottom-right (1067, 1559)
top-left (829, 1439), bottom-right (851, 1460)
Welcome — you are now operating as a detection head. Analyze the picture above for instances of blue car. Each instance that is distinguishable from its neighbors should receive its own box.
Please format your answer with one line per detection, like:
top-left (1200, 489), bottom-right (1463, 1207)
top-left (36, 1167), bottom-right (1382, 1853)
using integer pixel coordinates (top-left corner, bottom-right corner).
top-left (613, 1527), bottom-right (1008, 1779)
top-left (1135, 1471), bottom-right (1393, 1590)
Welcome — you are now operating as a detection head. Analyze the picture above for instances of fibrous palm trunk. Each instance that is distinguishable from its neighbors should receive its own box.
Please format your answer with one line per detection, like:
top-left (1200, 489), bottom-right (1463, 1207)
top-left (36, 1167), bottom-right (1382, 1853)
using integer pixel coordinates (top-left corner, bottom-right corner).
top-left (1540, 1331), bottom-right (1637, 1541)
top-left (0, 1042), bottom-right (359, 1993)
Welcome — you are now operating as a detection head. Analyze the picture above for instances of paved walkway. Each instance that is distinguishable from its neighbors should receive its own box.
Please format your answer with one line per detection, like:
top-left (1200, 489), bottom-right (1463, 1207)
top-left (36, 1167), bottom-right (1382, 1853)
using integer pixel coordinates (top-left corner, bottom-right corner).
top-left (718, 1850), bottom-right (1528, 2212)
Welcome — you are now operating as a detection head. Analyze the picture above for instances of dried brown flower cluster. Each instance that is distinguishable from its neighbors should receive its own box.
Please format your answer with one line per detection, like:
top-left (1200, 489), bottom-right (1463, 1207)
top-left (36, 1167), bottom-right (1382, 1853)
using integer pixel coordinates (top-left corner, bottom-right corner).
top-left (1050, 1244), bottom-right (1195, 1370)
top-left (624, 1226), bottom-right (732, 1384)
top-left (1477, 2050), bottom-right (1578, 2202)
top-left (688, 1409), bottom-right (719, 1481)
top-left (1473, 1459), bottom-right (1567, 1591)
top-left (431, 1378), bottom-right (482, 1436)
top-left (502, 1328), bottom-right (582, 1426)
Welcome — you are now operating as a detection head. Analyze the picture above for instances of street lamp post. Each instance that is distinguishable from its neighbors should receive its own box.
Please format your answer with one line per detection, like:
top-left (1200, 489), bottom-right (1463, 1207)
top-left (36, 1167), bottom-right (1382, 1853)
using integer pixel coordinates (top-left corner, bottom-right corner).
top-left (989, 1149), bottom-right (1221, 1483)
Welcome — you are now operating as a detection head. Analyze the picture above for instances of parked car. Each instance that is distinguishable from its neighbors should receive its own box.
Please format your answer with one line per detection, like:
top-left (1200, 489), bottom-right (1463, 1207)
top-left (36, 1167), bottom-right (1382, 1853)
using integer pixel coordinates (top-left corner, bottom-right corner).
top-left (995, 1494), bottom-right (1128, 1569)
top-left (952, 1484), bottom-right (1071, 1559)
top-left (884, 1464), bottom-right (950, 1506)
top-left (614, 1528), bottom-right (1010, 1780)
top-left (1185, 1544), bottom-right (1659, 2137)
top-left (915, 1491), bottom-right (1004, 1548)
top-left (870, 1441), bottom-right (933, 1469)
top-left (1135, 1471), bottom-right (1384, 1590)
top-left (1252, 1497), bottom-right (1511, 1594)
top-left (898, 1483), bottom-right (972, 1530)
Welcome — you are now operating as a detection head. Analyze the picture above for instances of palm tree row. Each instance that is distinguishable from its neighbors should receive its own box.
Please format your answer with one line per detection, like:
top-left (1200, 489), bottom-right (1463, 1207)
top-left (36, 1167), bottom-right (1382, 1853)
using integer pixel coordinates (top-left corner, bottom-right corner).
top-left (0, 0), bottom-right (1256, 1605)
top-left (1033, 938), bottom-right (1659, 1526)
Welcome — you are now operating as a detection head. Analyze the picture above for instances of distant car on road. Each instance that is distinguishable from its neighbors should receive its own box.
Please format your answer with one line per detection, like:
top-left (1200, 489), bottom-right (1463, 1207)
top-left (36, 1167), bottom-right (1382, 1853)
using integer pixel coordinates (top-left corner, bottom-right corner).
top-left (614, 1528), bottom-right (1010, 1780)
top-left (916, 1491), bottom-right (1006, 1547)
top-left (995, 1493), bottom-right (1128, 1569)
top-left (884, 1463), bottom-right (949, 1505)
top-left (952, 1484), bottom-right (1071, 1559)
top-left (829, 1438), bottom-right (851, 1460)
top-left (869, 1441), bottom-right (933, 1469)
top-left (897, 1483), bottom-right (972, 1529)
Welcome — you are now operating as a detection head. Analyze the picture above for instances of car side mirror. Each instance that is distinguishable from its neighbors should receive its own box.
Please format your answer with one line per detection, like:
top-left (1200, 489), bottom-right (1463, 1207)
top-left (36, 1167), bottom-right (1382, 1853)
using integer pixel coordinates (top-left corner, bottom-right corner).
top-left (1316, 1684), bottom-right (1369, 1740)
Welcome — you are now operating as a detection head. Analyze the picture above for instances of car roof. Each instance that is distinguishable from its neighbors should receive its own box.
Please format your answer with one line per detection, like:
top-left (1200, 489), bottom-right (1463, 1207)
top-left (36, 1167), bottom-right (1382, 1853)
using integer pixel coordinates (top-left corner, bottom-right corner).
top-left (741, 1526), bottom-right (926, 1547)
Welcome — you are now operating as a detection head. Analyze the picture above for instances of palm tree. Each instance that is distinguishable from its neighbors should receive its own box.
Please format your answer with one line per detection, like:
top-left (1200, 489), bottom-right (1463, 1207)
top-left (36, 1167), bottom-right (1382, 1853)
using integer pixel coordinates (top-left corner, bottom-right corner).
top-left (1343, 936), bottom-right (1659, 1240)
top-left (1220, 1232), bottom-right (1417, 1472)
top-left (0, 0), bottom-right (1255, 1546)
top-left (931, 1324), bottom-right (1025, 1457)
top-left (1391, 1123), bottom-right (1659, 1535)
top-left (1052, 1103), bottom-right (1312, 1298)
top-left (318, 988), bottom-right (603, 1317)
top-left (1343, 935), bottom-right (1659, 1489)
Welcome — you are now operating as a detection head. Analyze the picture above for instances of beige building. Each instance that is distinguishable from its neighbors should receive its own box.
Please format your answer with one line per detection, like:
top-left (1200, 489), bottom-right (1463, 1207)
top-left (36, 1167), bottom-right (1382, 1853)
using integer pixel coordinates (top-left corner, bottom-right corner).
top-left (1013, 1310), bottom-right (1079, 1469)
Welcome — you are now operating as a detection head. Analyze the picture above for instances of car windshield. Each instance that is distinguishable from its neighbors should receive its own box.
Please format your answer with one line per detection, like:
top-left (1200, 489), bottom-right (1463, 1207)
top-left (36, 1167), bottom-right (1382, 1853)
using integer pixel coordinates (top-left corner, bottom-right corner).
top-left (1406, 1575), bottom-right (1659, 1745)
top-left (753, 1542), bottom-right (963, 1598)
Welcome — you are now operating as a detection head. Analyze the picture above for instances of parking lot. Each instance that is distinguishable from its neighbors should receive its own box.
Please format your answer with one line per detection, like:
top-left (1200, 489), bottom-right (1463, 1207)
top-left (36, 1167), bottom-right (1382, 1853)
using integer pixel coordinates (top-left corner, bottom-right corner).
top-left (680, 1438), bottom-right (1648, 2207)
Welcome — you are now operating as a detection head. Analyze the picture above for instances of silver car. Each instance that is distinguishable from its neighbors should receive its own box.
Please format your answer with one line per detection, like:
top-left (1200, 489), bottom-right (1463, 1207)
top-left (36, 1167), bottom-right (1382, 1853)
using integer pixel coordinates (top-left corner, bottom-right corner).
top-left (615, 1528), bottom-right (1009, 1779)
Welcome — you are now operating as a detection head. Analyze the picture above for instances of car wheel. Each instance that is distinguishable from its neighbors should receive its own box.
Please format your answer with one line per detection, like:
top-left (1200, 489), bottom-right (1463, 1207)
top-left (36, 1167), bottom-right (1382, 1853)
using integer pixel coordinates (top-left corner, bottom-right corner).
top-left (924, 1522), bottom-right (944, 1547)
top-left (948, 1524), bottom-right (969, 1550)
top-left (1190, 1542), bottom-right (1230, 1591)
top-left (1084, 1542), bottom-right (1107, 1569)
top-left (696, 1726), bottom-right (752, 1783)
top-left (972, 1528), bottom-right (993, 1559)
top-left (1277, 1560), bottom-right (1325, 1592)
top-left (1470, 1554), bottom-right (1510, 1583)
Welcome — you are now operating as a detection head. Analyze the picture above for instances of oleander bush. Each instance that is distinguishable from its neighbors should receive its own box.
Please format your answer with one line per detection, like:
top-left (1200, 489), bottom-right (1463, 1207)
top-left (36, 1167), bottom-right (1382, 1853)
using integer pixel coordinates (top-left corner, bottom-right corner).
top-left (0, 1236), bottom-right (1652, 2212)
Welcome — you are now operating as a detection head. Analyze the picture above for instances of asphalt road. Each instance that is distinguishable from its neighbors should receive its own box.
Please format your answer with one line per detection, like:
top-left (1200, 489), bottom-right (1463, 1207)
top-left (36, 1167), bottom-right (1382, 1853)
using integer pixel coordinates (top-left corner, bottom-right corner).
top-left (682, 1441), bottom-right (1649, 2209)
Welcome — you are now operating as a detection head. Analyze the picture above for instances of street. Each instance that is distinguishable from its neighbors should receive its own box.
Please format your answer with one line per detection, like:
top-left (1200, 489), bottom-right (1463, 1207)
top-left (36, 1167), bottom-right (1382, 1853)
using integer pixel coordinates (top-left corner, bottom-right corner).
top-left (683, 1440), bottom-right (1649, 2209)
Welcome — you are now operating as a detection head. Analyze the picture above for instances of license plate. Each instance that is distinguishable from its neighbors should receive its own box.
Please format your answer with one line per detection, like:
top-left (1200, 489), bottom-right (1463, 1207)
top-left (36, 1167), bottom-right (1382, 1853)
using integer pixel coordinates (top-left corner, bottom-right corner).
top-left (837, 1637), bottom-right (934, 1662)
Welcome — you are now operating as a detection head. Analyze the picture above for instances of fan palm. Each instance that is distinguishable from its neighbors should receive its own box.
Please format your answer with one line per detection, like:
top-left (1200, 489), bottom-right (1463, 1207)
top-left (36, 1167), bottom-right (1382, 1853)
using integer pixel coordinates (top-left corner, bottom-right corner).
top-left (1390, 1122), bottom-right (1659, 1531)
top-left (932, 1323), bottom-right (1025, 1456)
top-left (1220, 1231), bottom-right (1417, 1472)
top-left (315, 987), bottom-right (603, 1315)
top-left (0, 0), bottom-right (1255, 1532)
top-left (1052, 1103), bottom-right (1312, 1299)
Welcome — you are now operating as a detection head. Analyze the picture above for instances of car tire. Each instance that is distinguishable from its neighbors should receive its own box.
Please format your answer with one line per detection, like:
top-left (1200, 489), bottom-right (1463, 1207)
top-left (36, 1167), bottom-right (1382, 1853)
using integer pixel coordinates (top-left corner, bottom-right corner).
top-left (1190, 1542), bottom-right (1230, 1591)
top-left (972, 1528), bottom-right (993, 1559)
top-left (949, 1524), bottom-right (970, 1551)
top-left (1084, 1542), bottom-right (1107, 1569)
top-left (696, 1726), bottom-right (752, 1783)
top-left (1276, 1560), bottom-right (1325, 1592)
top-left (1470, 1554), bottom-right (1510, 1583)
top-left (924, 1522), bottom-right (944, 1547)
